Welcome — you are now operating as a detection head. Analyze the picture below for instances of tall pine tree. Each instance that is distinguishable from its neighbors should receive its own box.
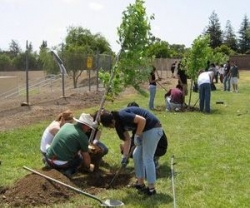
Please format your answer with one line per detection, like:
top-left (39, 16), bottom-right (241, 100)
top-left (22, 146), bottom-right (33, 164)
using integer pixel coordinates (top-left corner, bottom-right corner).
top-left (204, 11), bottom-right (223, 49)
top-left (223, 20), bottom-right (238, 52)
top-left (238, 15), bottom-right (250, 54)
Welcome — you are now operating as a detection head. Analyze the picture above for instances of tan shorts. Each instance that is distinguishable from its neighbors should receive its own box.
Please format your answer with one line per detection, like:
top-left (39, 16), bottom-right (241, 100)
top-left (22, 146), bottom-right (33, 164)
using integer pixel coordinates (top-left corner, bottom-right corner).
top-left (231, 77), bottom-right (238, 84)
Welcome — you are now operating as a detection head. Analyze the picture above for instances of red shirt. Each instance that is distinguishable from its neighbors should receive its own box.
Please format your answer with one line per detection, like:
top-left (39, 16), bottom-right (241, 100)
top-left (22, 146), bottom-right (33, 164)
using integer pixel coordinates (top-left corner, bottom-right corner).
top-left (165, 88), bottom-right (184, 104)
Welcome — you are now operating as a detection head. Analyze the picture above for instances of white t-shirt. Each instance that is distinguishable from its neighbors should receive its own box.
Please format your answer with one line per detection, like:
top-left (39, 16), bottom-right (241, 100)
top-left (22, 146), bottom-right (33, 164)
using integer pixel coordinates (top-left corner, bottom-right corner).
top-left (40, 127), bottom-right (55, 153)
top-left (198, 71), bottom-right (213, 86)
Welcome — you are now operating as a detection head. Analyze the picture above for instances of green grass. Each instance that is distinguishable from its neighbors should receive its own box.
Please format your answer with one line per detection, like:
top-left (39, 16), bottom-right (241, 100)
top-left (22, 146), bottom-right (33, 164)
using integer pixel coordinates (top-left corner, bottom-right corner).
top-left (1, 71), bottom-right (250, 208)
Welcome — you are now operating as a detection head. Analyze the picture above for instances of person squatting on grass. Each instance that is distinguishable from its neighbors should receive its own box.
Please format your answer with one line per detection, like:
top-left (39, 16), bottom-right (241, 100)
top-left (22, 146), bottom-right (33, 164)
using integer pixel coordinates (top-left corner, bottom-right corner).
top-left (100, 106), bottom-right (163, 196)
top-left (44, 113), bottom-right (97, 177)
top-left (197, 70), bottom-right (214, 113)
top-left (164, 84), bottom-right (185, 112)
top-left (40, 110), bottom-right (74, 158)
top-left (85, 111), bottom-right (109, 170)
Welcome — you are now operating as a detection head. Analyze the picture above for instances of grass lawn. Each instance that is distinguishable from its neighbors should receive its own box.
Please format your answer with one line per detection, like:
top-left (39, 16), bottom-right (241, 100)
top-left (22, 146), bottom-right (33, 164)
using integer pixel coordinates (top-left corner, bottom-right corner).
top-left (0, 70), bottom-right (249, 208)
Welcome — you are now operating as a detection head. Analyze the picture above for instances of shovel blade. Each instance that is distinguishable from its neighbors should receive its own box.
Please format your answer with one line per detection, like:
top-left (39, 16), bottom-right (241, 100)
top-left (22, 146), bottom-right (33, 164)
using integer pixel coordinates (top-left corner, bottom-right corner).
top-left (101, 199), bottom-right (124, 207)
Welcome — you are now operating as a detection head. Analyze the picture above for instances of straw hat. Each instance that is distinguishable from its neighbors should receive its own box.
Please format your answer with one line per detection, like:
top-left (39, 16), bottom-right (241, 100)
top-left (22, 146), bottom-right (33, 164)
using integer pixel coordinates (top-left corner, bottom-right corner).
top-left (73, 113), bottom-right (96, 129)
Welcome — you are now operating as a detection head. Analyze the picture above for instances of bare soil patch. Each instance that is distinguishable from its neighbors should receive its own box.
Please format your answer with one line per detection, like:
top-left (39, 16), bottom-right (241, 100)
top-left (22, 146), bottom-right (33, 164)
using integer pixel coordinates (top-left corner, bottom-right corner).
top-left (1, 166), bottom-right (135, 207)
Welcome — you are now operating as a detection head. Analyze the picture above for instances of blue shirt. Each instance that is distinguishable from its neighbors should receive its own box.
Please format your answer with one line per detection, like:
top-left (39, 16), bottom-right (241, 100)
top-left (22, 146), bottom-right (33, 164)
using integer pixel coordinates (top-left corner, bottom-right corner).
top-left (115, 107), bottom-right (160, 140)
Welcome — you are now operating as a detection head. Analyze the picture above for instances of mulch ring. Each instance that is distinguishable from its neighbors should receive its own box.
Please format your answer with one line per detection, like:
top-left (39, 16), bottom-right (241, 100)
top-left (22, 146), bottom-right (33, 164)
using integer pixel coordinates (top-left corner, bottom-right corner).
top-left (0, 167), bottom-right (134, 207)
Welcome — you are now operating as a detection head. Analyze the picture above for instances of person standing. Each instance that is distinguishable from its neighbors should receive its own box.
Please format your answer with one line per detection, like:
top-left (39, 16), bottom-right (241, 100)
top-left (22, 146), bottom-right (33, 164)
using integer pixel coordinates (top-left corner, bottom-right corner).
top-left (177, 62), bottom-right (188, 100)
top-left (223, 60), bottom-right (231, 91)
top-left (148, 66), bottom-right (161, 110)
top-left (197, 70), bottom-right (214, 113)
top-left (170, 61), bottom-right (177, 78)
top-left (45, 113), bottom-right (96, 177)
top-left (218, 64), bottom-right (225, 83)
top-left (100, 107), bottom-right (163, 196)
top-left (230, 61), bottom-right (239, 92)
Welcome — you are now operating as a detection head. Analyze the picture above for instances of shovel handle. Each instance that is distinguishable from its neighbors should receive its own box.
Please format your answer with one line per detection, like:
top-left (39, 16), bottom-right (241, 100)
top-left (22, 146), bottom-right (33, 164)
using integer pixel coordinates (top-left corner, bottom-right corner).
top-left (107, 145), bottom-right (136, 189)
top-left (23, 166), bottom-right (103, 204)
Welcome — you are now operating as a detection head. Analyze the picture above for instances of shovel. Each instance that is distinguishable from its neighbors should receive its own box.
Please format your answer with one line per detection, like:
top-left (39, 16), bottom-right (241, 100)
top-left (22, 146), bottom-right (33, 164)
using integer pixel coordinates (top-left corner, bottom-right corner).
top-left (107, 146), bottom-right (135, 189)
top-left (23, 166), bottom-right (124, 207)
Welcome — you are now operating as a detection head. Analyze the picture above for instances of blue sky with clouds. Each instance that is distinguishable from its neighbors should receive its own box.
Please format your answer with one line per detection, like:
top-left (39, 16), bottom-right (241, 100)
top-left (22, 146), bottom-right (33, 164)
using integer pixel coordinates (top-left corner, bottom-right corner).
top-left (1, 0), bottom-right (249, 53)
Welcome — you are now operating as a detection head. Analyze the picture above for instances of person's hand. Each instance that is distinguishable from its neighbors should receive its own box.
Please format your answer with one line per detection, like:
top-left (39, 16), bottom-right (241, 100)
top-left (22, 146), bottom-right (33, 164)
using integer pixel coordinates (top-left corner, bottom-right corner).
top-left (134, 134), bottom-right (142, 146)
top-left (121, 156), bottom-right (129, 167)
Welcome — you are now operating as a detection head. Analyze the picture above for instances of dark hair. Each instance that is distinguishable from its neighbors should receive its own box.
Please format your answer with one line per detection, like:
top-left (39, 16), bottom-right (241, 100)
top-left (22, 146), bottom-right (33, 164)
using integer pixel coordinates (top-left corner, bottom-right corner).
top-left (127, 101), bottom-right (139, 107)
top-left (100, 110), bottom-right (114, 127)
top-left (176, 84), bottom-right (183, 90)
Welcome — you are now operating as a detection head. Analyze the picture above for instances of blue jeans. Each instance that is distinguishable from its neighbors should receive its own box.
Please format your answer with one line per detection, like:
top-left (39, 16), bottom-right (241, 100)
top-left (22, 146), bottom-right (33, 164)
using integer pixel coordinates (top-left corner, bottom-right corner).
top-left (149, 85), bottom-right (156, 110)
top-left (223, 76), bottom-right (231, 91)
top-left (95, 141), bottom-right (108, 156)
top-left (166, 97), bottom-right (182, 111)
top-left (199, 83), bottom-right (211, 113)
top-left (133, 127), bottom-right (163, 185)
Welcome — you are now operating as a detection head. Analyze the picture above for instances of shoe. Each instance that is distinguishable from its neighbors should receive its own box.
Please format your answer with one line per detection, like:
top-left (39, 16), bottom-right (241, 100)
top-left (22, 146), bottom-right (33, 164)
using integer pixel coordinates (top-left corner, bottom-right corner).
top-left (127, 182), bottom-right (145, 190)
top-left (138, 187), bottom-right (156, 196)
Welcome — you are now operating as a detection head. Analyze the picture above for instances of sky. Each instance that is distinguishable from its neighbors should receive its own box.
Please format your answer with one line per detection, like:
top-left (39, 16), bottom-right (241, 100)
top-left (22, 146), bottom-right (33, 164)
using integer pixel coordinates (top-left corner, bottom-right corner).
top-left (1, 0), bottom-right (249, 53)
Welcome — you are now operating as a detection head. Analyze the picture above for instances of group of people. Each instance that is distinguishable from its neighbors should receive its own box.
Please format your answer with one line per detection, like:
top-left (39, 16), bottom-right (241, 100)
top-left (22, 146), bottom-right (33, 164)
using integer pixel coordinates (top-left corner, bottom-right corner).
top-left (149, 59), bottom-right (239, 114)
top-left (40, 102), bottom-right (168, 196)
top-left (222, 60), bottom-right (239, 93)
top-left (40, 110), bottom-right (108, 176)
top-left (148, 61), bottom-right (188, 112)
top-left (197, 60), bottom-right (239, 114)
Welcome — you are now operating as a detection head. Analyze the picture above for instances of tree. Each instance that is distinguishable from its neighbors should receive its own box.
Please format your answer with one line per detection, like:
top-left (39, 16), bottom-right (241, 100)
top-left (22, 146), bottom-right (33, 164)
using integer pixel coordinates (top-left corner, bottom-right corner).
top-left (63, 26), bottom-right (112, 88)
top-left (100, 0), bottom-right (154, 97)
top-left (204, 11), bottom-right (223, 49)
top-left (183, 35), bottom-right (212, 106)
top-left (238, 15), bottom-right (250, 54)
top-left (0, 54), bottom-right (11, 71)
top-left (9, 40), bottom-right (21, 58)
top-left (169, 44), bottom-right (187, 58)
top-left (146, 39), bottom-right (171, 58)
top-left (223, 20), bottom-right (238, 52)
top-left (39, 47), bottom-right (58, 74)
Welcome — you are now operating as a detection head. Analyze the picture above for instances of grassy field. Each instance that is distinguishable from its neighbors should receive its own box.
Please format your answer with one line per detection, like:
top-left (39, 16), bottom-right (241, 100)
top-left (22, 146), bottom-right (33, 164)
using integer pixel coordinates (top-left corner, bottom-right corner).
top-left (0, 71), bottom-right (250, 208)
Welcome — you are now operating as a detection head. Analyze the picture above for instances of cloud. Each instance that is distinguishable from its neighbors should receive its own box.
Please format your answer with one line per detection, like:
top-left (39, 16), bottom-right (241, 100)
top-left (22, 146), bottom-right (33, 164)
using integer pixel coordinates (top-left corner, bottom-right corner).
top-left (88, 2), bottom-right (103, 11)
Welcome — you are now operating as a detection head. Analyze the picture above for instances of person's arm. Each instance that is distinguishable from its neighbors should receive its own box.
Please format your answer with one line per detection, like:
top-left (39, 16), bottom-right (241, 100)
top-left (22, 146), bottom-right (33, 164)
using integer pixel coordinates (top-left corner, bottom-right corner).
top-left (122, 131), bottom-right (132, 157)
top-left (93, 129), bottom-right (101, 143)
top-left (209, 72), bottom-right (214, 83)
top-left (80, 151), bottom-right (94, 171)
top-left (165, 89), bottom-right (171, 98)
top-left (133, 115), bottom-right (146, 136)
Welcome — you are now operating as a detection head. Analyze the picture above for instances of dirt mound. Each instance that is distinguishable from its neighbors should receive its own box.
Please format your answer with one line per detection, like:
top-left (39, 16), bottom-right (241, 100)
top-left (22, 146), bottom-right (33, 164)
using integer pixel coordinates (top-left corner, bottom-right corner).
top-left (1, 167), bottom-right (134, 207)
top-left (1, 168), bottom-right (76, 207)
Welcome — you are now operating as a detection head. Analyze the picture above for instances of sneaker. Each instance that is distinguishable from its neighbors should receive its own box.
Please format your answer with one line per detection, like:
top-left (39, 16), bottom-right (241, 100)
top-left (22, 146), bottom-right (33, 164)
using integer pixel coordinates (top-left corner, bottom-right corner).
top-left (138, 187), bottom-right (156, 196)
top-left (127, 182), bottom-right (145, 190)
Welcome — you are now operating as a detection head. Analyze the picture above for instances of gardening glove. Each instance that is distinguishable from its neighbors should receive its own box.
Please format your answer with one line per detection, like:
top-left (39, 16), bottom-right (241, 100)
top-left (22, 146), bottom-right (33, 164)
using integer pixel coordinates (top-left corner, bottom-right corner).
top-left (121, 156), bottom-right (129, 167)
top-left (134, 134), bottom-right (142, 146)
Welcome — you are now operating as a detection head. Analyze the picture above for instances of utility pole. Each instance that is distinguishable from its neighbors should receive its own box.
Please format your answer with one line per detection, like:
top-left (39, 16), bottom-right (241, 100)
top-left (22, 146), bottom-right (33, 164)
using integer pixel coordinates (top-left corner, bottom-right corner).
top-left (21, 40), bottom-right (30, 107)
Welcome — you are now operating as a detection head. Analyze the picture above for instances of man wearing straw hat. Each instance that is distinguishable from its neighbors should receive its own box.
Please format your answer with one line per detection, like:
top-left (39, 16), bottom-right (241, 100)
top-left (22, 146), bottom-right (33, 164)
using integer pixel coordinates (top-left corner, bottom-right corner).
top-left (45, 113), bottom-right (97, 177)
